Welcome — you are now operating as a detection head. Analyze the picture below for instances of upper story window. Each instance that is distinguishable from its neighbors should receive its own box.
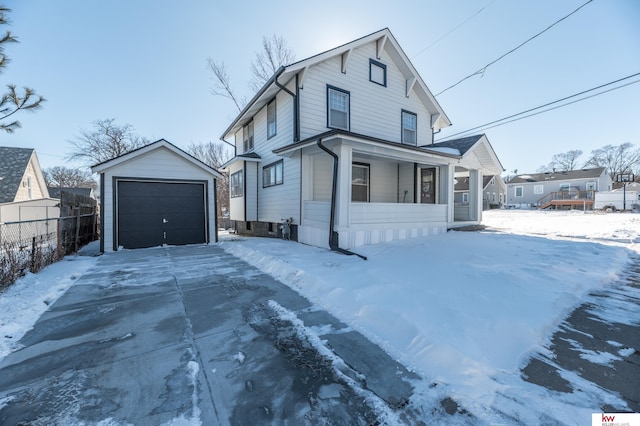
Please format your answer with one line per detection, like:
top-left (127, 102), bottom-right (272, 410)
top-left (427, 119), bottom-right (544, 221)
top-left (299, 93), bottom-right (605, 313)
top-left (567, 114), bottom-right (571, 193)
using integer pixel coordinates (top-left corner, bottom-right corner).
top-left (263, 160), bottom-right (283, 188)
top-left (243, 121), bottom-right (254, 152)
top-left (327, 86), bottom-right (350, 130)
top-left (230, 170), bottom-right (244, 197)
top-left (401, 110), bottom-right (417, 145)
top-left (369, 59), bottom-right (387, 86)
top-left (267, 99), bottom-right (277, 139)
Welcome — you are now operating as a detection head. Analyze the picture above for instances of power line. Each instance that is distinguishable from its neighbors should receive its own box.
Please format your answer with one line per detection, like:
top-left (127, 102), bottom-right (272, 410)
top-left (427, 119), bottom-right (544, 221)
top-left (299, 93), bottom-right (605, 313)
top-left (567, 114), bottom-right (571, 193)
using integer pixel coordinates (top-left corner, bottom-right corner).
top-left (435, 0), bottom-right (593, 97)
top-left (412, 0), bottom-right (497, 58)
top-left (435, 72), bottom-right (640, 141)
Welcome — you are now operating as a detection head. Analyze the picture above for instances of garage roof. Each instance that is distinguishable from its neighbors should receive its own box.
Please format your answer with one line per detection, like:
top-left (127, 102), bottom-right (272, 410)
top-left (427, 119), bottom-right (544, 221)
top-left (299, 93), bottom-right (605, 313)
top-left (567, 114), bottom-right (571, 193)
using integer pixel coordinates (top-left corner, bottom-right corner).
top-left (91, 139), bottom-right (223, 178)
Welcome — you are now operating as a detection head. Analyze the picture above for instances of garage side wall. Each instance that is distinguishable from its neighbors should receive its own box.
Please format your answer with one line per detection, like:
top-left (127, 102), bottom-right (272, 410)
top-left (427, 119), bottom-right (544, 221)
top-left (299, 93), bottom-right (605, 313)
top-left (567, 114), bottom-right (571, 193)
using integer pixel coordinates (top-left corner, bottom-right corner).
top-left (100, 148), bottom-right (217, 251)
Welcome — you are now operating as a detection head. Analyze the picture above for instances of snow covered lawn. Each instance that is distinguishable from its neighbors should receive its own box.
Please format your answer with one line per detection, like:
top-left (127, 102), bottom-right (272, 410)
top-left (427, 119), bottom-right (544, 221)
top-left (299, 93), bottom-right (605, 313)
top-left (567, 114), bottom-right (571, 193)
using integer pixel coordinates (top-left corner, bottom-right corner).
top-left (1, 210), bottom-right (638, 423)
top-left (221, 209), bottom-right (639, 422)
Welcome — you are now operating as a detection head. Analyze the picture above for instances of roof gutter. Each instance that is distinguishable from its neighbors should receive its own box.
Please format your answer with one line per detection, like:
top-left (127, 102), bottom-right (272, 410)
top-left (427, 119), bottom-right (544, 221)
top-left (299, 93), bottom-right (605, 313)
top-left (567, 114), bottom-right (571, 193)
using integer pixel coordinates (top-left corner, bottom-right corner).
top-left (316, 138), bottom-right (367, 261)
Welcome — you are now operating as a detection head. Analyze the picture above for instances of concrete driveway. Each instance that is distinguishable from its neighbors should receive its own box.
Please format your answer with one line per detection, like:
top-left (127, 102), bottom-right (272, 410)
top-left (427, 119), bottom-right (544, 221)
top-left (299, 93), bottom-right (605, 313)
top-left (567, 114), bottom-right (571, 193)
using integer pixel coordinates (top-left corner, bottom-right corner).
top-left (0, 245), bottom-right (449, 425)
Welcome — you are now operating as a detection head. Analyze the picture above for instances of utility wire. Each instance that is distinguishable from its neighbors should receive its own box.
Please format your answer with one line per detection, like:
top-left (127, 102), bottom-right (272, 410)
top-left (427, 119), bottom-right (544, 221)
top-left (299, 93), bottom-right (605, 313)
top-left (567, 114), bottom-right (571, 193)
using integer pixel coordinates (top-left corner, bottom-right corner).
top-left (412, 0), bottom-right (497, 58)
top-left (435, 72), bottom-right (640, 141)
top-left (435, 0), bottom-right (593, 97)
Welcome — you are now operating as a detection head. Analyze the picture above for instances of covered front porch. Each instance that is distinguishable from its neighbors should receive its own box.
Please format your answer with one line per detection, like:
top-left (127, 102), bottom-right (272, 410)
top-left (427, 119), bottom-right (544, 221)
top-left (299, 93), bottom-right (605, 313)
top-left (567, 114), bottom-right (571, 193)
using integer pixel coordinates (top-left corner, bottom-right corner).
top-left (276, 132), bottom-right (486, 249)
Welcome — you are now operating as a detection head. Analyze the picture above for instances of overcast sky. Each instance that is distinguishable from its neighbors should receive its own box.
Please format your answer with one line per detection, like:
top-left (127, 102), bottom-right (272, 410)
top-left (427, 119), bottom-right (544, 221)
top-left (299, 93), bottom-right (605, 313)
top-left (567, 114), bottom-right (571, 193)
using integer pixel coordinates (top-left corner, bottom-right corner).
top-left (2, 0), bottom-right (639, 174)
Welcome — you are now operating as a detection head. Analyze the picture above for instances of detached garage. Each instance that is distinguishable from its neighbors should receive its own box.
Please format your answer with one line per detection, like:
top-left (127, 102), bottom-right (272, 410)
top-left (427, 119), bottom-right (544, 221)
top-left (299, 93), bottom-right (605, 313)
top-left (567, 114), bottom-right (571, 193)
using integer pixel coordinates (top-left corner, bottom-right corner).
top-left (91, 139), bottom-right (223, 252)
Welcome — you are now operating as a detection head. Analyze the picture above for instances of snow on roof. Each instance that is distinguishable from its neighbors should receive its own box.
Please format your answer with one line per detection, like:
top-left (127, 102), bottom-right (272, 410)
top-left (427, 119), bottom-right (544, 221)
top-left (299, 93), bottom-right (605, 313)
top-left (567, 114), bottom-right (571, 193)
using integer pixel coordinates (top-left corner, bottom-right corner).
top-left (425, 146), bottom-right (461, 156)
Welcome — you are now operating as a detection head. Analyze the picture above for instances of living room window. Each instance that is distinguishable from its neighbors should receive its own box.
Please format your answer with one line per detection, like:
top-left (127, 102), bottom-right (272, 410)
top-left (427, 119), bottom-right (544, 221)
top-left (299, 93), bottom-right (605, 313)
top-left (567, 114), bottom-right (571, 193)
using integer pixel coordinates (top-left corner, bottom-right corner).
top-left (352, 163), bottom-right (370, 202)
top-left (263, 160), bottom-right (283, 188)
top-left (369, 59), bottom-right (386, 86)
top-left (243, 121), bottom-right (254, 152)
top-left (401, 110), bottom-right (417, 145)
top-left (327, 86), bottom-right (350, 130)
top-left (515, 186), bottom-right (523, 197)
top-left (230, 170), bottom-right (244, 197)
top-left (267, 99), bottom-right (276, 139)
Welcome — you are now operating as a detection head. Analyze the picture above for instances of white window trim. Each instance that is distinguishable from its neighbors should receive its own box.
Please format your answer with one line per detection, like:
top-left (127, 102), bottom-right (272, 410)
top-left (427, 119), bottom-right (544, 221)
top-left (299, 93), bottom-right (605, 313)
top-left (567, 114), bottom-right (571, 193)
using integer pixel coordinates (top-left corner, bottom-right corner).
top-left (515, 186), bottom-right (523, 197)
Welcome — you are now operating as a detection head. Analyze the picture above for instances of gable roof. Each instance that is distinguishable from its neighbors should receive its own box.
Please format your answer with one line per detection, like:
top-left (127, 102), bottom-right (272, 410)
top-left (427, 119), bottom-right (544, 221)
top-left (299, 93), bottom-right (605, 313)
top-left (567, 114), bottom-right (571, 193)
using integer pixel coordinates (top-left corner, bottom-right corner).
top-left (91, 139), bottom-right (223, 178)
top-left (221, 28), bottom-right (451, 140)
top-left (430, 134), bottom-right (504, 175)
top-left (0, 146), bottom-right (36, 203)
top-left (508, 167), bottom-right (606, 184)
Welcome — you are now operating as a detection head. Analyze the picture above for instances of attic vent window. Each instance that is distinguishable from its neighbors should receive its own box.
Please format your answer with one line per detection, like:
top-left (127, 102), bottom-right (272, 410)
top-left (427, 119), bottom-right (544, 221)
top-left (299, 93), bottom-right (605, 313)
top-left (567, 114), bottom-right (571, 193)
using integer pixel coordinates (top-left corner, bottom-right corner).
top-left (369, 59), bottom-right (386, 87)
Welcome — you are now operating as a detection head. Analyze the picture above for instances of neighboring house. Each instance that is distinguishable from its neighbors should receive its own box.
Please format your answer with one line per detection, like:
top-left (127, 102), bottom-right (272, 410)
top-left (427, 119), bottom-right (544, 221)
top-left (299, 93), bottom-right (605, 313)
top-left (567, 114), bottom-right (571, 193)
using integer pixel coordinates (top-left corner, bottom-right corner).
top-left (454, 175), bottom-right (506, 210)
top-left (91, 139), bottom-right (223, 252)
top-left (221, 28), bottom-right (503, 250)
top-left (506, 167), bottom-right (611, 209)
top-left (0, 146), bottom-right (59, 223)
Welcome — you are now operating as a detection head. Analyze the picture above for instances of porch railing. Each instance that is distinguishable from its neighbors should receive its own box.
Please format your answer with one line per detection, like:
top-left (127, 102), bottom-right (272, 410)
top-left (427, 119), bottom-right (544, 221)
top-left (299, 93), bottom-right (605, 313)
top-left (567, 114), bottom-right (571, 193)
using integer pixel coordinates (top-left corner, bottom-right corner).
top-left (351, 202), bottom-right (447, 225)
top-left (537, 190), bottom-right (596, 208)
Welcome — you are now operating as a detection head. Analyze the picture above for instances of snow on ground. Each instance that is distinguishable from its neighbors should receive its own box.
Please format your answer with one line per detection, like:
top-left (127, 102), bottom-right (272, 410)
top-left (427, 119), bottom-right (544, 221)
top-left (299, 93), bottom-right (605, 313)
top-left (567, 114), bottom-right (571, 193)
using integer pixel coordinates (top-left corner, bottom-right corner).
top-left (0, 249), bottom-right (98, 359)
top-left (220, 210), bottom-right (640, 422)
top-left (1, 211), bottom-right (638, 424)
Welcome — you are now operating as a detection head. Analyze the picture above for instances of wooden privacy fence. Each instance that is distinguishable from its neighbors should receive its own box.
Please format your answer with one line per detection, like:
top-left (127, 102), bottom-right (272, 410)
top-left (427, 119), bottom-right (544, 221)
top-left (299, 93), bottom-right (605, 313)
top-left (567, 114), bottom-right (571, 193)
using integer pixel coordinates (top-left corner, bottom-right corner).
top-left (0, 211), bottom-right (98, 289)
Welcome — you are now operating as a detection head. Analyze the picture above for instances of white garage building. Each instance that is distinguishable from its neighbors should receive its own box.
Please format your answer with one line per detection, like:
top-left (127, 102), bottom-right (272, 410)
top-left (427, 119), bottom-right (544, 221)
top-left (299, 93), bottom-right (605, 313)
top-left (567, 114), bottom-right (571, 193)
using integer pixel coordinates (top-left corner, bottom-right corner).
top-left (92, 139), bottom-right (222, 252)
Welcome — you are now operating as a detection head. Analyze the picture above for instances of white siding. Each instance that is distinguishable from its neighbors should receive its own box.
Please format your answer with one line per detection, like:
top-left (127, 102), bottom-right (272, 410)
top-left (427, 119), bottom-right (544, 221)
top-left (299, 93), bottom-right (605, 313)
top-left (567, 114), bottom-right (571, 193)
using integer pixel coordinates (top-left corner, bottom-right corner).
top-left (14, 158), bottom-right (47, 202)
top-left (101, 147), bottom-right (217, 251)
top-left (299, 41), bottom-right (433, 145)
top-left (228, 161), bottom-right (245, 221)
top-left (245, 162), bottom-right (258, 221)
top-left (312, 154), bottom-right (333, 201)
top-left (248, 84), bottom-right (302, 224)
top-left (398, 163), bottom-right (414, 203)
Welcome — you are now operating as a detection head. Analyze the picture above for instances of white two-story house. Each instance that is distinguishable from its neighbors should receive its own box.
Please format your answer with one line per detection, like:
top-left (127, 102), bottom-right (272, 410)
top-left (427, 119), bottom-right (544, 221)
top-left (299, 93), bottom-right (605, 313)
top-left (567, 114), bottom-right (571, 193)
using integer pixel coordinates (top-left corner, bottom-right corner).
top-left (222, 28), bottom-right (503, 250)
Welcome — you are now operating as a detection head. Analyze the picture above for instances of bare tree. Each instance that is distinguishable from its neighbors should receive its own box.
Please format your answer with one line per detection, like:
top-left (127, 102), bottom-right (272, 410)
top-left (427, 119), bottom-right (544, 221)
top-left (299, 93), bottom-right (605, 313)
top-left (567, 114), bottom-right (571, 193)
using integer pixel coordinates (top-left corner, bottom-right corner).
top-left (206, 59), bottom-right (246, 113)
top-left (67, 118), bottom-right (149, 166)
top-left (249, 34), bottom-right (295, 93)
top-left (207, 34), bottom-right (294, 112)
top-left (186, 141), bottom-right (233, 217)
top-left (584, 142), bottom-right (640, 179)
top-left (43, 166), bottom-right (96, 188)
top-left (550, 149), bottom-right (583, 172)
top-left (0, 5), bottom-right (45, 133)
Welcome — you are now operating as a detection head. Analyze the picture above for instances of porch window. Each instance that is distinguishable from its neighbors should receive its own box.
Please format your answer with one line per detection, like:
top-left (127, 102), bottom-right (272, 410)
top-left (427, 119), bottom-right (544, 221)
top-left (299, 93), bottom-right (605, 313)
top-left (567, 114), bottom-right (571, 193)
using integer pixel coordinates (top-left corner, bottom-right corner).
top-left (263, 160), bottom-right (283, 188)
top-left (369, 59), bottom-right (386, 86)
top-left (515, 186), bottom-right (523, 197)
top-left (352, 163), bottom-right (370, 202)
top-left (327, 86), bottom-right (349, 130)
top-left (230, 171), bottom-right (244, 197)
top-left (243, 121), bottom-right (254, 152)
top-left (401, 110), bottom-right (417, 145)
top-left (267, 99), bottom-right (276, 139)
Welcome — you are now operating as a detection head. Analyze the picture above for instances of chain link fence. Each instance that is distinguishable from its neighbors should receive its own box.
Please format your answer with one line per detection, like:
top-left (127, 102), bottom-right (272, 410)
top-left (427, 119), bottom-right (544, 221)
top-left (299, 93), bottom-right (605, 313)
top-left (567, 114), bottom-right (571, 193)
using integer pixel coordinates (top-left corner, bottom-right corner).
top-left (0, 213), bottom-right (97, 290)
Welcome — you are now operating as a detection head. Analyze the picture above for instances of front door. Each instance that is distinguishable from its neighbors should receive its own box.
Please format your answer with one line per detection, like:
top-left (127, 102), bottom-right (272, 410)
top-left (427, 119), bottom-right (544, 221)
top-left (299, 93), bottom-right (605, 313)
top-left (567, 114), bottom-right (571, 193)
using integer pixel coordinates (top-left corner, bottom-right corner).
top-left (421, 168), bottom-right (436, 204)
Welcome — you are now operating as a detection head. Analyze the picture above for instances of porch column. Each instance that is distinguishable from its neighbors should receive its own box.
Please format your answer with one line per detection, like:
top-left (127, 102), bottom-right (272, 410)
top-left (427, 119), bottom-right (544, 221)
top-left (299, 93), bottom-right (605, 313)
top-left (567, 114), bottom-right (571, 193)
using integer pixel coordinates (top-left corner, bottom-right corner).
top-left (442, 165), bottom-right (455, 223)
top-left (335, 144), bottom-right (352, 228)
top-left (469, 169), bottom-right (483, 221)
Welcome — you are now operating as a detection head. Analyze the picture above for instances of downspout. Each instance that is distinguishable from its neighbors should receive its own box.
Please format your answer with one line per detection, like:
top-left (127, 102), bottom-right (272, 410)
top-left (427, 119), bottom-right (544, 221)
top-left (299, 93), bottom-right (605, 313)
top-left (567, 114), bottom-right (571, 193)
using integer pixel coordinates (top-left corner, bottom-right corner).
top-left (275, 71), bottom-right (299, 142)
top-left (316, 138), bottom-right (367, 260)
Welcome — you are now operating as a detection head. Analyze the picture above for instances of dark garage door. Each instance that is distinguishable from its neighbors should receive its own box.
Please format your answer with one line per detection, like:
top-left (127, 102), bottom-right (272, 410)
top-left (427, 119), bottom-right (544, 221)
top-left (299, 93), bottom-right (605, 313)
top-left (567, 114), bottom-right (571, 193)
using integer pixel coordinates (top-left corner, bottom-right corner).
top-left (117, 180), bottom-right (207, 249)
